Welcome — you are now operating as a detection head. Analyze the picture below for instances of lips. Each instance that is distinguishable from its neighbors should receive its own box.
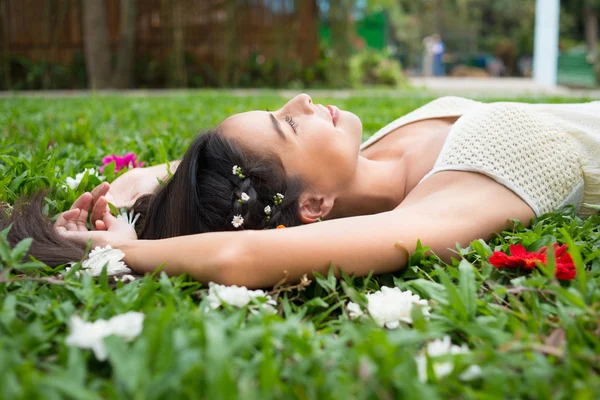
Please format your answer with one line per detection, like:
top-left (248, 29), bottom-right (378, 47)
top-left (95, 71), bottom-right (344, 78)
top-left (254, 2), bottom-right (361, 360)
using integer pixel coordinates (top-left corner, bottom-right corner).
top-left (325, 105), bottom-right (339, 127)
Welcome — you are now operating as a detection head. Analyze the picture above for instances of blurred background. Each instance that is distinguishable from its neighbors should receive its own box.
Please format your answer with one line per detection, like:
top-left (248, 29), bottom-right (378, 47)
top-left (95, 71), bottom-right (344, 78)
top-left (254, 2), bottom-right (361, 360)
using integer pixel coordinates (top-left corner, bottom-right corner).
top-left (0, 0), bottom-right (598, 91)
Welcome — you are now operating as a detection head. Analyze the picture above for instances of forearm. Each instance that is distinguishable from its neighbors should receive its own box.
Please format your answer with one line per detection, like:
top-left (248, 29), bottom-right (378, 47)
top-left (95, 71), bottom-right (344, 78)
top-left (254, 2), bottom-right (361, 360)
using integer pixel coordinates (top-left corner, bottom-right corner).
top-left (107, 160), bottom-right (181, 208)
top-left (120, 212), bottom-right (412, 288)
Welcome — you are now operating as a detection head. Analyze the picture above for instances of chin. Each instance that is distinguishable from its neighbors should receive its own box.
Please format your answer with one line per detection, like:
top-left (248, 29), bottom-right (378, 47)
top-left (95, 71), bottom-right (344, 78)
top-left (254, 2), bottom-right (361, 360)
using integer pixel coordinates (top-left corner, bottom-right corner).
top-left (340, 111), bottom-right (363, 142)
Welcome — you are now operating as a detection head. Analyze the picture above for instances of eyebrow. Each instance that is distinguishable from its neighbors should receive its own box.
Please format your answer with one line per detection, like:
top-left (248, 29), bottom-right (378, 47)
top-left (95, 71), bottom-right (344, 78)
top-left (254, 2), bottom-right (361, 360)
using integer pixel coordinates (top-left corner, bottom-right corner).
top-left (269, 113), bottom-right (287, 141)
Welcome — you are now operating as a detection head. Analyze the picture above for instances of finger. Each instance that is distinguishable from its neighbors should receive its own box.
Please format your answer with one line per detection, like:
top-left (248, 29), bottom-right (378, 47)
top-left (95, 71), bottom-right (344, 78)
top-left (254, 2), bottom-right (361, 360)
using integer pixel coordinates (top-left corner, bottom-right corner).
top-left (95, 219), bottom-right (107, 230)
top-left (65, 209), bottom-right (82, 232)
top-left (54, 208), bottom-right (81, 228)
top-left (102, 211), bottom-right (120, 230)
top-left (91, 196), bottom-right (109, 226)
top-left (91, 182), bottom-right (110, 204)
top-left (70, 192), bottom-right (93, 211)
top-left (76, 204), bottom-right (89, 232)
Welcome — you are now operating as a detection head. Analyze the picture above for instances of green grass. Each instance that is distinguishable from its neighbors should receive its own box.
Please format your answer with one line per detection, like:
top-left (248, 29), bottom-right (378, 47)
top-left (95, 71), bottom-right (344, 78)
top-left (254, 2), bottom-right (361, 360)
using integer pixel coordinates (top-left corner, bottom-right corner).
top-left (1, 91), bottom-right (599, 399)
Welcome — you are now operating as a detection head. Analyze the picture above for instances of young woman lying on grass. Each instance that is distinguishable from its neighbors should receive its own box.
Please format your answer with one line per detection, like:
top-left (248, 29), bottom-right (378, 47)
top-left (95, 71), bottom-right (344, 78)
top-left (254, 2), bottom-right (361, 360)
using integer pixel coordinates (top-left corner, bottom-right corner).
top-left (4, 95), bottom-right (600, 288)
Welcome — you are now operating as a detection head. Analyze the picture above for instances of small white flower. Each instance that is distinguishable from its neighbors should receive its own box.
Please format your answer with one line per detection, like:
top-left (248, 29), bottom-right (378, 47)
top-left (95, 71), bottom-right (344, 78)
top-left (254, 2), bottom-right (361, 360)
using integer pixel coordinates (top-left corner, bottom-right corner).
top-left (204, 282), bottom-right (277, 312)
top-left (415, 336), bottom-right (481, 382)
top-left (64, 245), bottom-right (132, 277)
top-left (65, 311), bottom-right (144, 361)
top-left (347, 286), bottom-right (430, 329)
top-left (114, 274), bottom-right (136, 283)
top-left (264, 205), bottom-right (271, 215)
top-left (232, 165), bottom-right (239, 175)
top-left (63, 168), bottom-right (105, 190)
top-left (347, 302), bottom-right (365, 319)
top-left (240, 192), bottom-right (250, 202)
top-left (276, 193), bottom-right (284, 200)
top-left (117, 209), bottom-right (141, 228)
top-left (232, 214), bottom-right (244, 228)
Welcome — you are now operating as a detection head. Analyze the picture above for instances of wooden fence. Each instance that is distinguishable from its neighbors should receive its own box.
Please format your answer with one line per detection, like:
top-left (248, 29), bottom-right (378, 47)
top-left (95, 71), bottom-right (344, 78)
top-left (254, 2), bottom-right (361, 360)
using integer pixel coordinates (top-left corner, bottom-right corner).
top-left (0, 0), bottom-right (319, 86)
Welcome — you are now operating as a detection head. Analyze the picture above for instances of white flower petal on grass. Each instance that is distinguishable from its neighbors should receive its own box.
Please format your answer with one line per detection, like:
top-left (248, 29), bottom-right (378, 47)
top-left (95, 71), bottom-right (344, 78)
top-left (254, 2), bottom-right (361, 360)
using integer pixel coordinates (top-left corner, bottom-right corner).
top-left (65, 311), bottom-right (144, 361)
top-left (117, 209), bottom-right (141, 229)
top-left (114, 274), bottom-right (136, 283)
top-left (81, 245), bottom-right (132, 276)
top-left (204, 282), bottom-right (276, 312)
top-left (459, 365), bottom-right (483, 381)
top-left (415, 336), bottom-right (481, 383)
top-left (63, 245), bottom-right (132, 278)
top-left (63, 168), bottom-right (105, 190)
top-left (347, 302), bottom-right (365, 319)
top-left (346, 286), bottom-right (430, 329)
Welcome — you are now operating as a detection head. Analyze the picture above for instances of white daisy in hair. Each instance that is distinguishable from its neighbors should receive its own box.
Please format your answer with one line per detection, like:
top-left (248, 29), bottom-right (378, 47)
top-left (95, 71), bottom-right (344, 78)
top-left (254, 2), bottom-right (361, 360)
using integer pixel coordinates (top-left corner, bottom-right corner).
top-left (240, 192), bottom-right (250, 202)
top-left (264, 205), bottom-right (271, 215)
top-left (65, 311), bottom-right (145, 361)
top-left (231, 214), bottom-right (244, 228)
top-left (117, 208), bottom-right (141, 229)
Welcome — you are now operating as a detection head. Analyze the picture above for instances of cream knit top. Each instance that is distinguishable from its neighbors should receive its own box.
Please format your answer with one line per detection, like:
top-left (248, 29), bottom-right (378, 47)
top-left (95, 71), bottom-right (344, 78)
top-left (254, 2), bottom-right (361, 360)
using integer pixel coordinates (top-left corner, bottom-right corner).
top-left (360, 96), bottom-right (600, 218)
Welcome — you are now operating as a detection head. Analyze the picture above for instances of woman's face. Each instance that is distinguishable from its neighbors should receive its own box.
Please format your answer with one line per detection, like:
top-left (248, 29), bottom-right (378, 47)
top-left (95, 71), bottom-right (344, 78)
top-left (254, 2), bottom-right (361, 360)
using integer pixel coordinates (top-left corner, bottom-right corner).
top-left (219, 94), bottom-right (363, 195)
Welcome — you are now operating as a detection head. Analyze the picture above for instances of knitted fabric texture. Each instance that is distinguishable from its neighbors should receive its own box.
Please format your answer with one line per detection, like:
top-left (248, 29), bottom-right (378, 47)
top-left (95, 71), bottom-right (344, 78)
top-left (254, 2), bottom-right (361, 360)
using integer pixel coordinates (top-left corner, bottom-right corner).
top-left (362, 97), bottom-right (600, 218)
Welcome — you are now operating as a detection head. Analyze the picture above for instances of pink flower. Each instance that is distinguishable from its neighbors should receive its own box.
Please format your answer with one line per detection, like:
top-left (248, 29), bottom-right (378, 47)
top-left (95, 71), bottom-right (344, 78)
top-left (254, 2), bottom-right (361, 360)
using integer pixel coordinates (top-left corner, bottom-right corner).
top-left (100, 152), bottom-right (144, 173)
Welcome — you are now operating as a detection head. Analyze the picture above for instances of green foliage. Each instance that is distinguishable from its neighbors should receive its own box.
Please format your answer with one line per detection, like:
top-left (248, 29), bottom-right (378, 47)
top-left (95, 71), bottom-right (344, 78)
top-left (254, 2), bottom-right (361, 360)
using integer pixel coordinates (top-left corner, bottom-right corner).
top-left (1, 92), bottom-right (600, 398)
top-left (349, 49), bottom-right (406, 87)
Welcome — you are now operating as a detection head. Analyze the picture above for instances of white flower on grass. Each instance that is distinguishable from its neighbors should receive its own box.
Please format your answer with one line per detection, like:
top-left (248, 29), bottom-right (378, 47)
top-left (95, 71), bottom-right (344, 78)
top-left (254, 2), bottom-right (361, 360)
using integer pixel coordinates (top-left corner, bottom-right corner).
top-left (65, 311), bottom-right (144, 361)
top-left (64, 245), bottom-right (132, 277)
top-left (114, 274), bottom-right (136, 283)
top-left (347, 286), bottom-right (430, 329)
top-left (204, 282), bottom-right (277, 312)
top-left (240, 192), bottom-right (250, 202)
top-left (264, 205), bottom-right (271, 215)
top-left (347, 301), bottom-right (365, 319)
top-left (415, 336), bottom-right (482, 382)
top-left (64, 168), bottom-right (105, 190)
top-left (231, 214), bottom-right (244, 228)
top-left (117, 209), bottom-right (141, 229)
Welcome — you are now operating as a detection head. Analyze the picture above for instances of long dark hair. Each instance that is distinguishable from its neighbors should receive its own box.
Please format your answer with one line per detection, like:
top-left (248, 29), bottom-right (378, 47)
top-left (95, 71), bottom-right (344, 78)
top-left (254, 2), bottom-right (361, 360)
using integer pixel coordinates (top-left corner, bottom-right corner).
top-left (0, 129), bottom-right (304, 266)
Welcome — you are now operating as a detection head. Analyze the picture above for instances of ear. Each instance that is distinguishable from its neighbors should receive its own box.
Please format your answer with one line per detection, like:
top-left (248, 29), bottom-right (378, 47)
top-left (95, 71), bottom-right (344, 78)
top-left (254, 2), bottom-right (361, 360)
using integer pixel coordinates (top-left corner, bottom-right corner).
top-left (298, 193), bottom-right (334, 224)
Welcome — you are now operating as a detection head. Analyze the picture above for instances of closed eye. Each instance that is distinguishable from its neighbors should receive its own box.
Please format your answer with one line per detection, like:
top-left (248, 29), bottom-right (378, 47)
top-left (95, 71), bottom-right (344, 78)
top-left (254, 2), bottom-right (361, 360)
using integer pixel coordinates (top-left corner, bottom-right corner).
top-left (284, 115), bottom-right (299, 134)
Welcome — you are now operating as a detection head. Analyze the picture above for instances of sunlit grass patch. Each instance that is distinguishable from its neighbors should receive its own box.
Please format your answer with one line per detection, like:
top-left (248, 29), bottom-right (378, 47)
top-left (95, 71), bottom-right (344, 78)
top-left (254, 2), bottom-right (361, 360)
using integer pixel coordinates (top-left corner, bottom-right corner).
top-left (1, 92), bottom-right (599, 398)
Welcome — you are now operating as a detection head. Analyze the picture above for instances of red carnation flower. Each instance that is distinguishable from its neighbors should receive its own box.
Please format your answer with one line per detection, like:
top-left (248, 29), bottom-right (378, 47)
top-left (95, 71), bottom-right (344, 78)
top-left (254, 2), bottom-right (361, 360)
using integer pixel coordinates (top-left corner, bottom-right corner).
top-left (489, 243), bottom-right (576, 281)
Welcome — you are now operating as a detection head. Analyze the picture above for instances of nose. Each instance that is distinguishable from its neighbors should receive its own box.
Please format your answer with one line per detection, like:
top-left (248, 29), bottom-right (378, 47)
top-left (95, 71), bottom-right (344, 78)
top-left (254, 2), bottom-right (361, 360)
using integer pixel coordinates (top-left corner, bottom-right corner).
top-left (288, 93), bottom-right (314, 115)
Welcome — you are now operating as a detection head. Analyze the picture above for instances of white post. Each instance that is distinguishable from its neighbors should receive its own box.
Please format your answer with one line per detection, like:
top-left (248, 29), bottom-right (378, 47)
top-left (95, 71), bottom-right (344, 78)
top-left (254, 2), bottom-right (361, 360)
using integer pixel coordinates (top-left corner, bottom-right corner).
top-left (533, 0), bottom-right (560, 86)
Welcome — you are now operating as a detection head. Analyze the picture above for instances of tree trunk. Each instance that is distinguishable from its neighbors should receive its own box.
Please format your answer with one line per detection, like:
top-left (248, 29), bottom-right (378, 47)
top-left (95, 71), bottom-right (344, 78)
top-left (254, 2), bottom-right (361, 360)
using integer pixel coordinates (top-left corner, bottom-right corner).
top-left (81, 0), bottom-right (112, 89)
top-left (296, 0), bottom-right (318, 68)
top-left (584, 2), bottom-right (598, 62)
top-left (0, 0), bottom-right (10, 90)
top-left (434, 0), bottom-right (444, 36)
top-left (171, 0), bottom-right (187, 87)
top-left (112, 0), bottom-right (137, 88)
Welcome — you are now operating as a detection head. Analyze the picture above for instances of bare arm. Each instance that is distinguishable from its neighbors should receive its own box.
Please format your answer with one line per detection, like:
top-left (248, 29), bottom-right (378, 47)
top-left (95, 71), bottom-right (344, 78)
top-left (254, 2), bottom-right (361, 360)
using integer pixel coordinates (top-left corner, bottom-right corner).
top-left (106, 161), bottom-right (180, 208)
top-left (121, 171), bottom-right (535, 288)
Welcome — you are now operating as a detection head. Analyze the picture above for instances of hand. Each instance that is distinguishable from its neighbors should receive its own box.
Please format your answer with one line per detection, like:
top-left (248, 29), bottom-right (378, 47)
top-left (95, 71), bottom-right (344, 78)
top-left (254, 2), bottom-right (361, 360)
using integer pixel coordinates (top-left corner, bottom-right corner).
top-left (54, 191), bottom-right (137, 248)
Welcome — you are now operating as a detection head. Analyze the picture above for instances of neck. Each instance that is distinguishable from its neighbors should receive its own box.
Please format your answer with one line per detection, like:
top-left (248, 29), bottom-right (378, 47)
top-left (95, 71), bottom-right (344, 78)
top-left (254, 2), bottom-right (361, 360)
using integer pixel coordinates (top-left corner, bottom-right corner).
top-left (328, 156), bottom-right (408, 219)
